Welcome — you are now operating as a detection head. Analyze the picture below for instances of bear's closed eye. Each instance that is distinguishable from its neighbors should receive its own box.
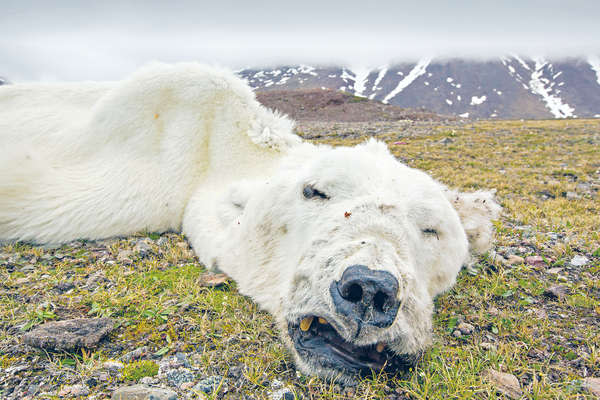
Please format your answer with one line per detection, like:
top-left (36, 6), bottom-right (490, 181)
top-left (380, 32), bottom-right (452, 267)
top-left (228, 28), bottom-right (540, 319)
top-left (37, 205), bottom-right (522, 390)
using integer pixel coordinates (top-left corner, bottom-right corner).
top-left (303, 185), bottom-right (330, 200)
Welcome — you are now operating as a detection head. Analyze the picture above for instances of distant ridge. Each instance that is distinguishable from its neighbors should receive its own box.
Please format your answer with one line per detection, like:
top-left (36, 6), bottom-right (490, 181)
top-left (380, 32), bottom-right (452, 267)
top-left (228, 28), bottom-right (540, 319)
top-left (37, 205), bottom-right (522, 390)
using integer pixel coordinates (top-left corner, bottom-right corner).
top-left (239, 56), bottom-right (600, 119)
top-left (255, 89), bottom-right (447, 122)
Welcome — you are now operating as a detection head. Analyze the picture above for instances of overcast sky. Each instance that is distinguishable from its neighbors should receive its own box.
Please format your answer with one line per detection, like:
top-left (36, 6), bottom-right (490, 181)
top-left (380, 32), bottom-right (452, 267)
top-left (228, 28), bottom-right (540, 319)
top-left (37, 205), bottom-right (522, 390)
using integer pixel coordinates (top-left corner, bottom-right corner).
top-left (1, 0), bottom-right (599, 81)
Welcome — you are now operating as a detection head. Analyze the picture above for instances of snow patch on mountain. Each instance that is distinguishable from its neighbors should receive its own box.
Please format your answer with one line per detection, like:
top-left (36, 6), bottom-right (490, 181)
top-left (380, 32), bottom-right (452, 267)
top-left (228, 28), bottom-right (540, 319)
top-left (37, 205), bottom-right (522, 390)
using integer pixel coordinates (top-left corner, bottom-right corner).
top-left (350, 67), bottom-right (371, 97)
top-left (382, 58), bottom-right (431, 104)
top-left (369, 65), bottom-right (388, 99)
top-left (470, 95), bottom-right (487, 105)
top-left (528, 58), bottom-right (574, 118)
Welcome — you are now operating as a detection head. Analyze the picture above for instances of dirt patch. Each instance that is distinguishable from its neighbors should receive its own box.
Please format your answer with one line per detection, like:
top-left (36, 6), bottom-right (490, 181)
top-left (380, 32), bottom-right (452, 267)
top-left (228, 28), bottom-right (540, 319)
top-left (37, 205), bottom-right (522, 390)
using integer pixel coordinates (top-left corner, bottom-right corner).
top-left (256, 88), bottom-right (450, 122)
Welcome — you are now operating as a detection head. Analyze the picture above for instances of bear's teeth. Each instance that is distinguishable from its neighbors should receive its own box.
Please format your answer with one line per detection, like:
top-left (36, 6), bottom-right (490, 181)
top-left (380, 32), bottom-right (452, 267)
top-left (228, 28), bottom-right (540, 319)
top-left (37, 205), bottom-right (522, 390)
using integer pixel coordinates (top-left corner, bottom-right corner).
top-left (318, 317), bottom-right (327, 324)
top-left (300, 317), bottom-right (314, 331)
top-left (376, 343), bottom-right (385, 353)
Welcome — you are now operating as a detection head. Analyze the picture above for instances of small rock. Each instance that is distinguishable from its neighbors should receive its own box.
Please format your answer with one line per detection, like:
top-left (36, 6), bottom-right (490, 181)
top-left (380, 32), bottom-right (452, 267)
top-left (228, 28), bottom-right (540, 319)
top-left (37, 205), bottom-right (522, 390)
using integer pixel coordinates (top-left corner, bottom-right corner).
top-left (59, 384), bottom-right (90, 398)
top-left (111, 384), bottom-right (177, 400)
top-left (139, 376), bottom-right (159, 385)
top-left (525, 255), bottom-right (546, 267)
top-left (452, 329), bottom-right (462, 338)
top-left (438, 137), bottom-right (454, 144)
top-left (488, 306), bottom-right (499, 316)
top-left (23, 318), bottom-right (114, 350)
top-left (117, 250), bottom-right (134, 264)
top-left (198, 273), bottom-right (229, 287)
top-left (134, 241), bottom-right (152, 257)
top-left (156, 237), bottom-right (168, 247)
top-left (570, 255), bottom-right (589, 267)
top-left (165, 368), bottom-right (195, 387)
top-left (583, 377), bottom-right (600, 397)
top-left (19, 264), bottom-right (35, 273)
top-left (546, 267), bottom-right (563, 274)
top-left (566, 191), bottom-right (581, 200)
top-left (120, 346), bottom-right (149, 363)
top-left (96, 372), bottom-right (110, 382)
top-left (484, 369), bottom-right (522, 399)
top-left (158, 353), bottom-right (189, 375)
top-left (103, 360), bottom-right (125, 372)
top-left (544, 285), bottom-right (569, 300)
top-left (270, 387), bottom-right (295, 400)
top-left (54, 281), bottom-right (75, 293)
top-left (505, 255), bottom-right (524, 265)
top-left (457, 322), bottom-right (475, 335)
top-left (194, 375), bottom-right (225, 394)
top-left (480, 342), bottom-right (497, 351)
top-left (270, 379), bottom-right (284, 390)
top-left (86, 270), bottom-right (109, 290)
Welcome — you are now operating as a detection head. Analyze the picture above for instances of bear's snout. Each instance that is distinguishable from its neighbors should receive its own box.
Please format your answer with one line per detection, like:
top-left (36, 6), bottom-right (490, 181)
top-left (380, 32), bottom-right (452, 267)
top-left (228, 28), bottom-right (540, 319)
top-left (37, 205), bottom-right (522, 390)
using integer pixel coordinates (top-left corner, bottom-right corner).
top-left (329, 265), bottom-right (400, 328)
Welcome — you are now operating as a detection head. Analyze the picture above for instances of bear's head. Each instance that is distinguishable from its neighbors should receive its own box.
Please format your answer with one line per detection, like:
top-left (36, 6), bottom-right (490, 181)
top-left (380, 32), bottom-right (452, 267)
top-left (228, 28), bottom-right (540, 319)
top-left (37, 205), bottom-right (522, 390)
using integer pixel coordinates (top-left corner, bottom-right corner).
top-left (192, 139), bottom-right (500, 381)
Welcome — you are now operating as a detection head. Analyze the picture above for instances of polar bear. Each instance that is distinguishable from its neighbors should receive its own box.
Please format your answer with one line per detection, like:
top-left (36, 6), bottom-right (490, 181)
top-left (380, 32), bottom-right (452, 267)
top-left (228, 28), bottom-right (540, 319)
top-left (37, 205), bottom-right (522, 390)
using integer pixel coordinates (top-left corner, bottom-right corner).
top-left (0, 63), bottom-right (500, 381)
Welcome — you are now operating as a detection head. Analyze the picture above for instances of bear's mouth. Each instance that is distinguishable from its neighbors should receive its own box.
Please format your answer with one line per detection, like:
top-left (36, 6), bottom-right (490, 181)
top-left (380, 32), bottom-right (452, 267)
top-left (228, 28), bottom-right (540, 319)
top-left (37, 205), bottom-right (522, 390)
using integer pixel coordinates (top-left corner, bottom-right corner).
top-left (287, 315), bottom-right (418, 376)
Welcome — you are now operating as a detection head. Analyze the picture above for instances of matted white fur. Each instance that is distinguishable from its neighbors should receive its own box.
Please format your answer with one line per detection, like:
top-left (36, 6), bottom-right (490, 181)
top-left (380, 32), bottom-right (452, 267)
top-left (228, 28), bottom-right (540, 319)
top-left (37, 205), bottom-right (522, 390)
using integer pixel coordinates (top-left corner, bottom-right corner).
top-left (0, 63), bottom-right (500, 380)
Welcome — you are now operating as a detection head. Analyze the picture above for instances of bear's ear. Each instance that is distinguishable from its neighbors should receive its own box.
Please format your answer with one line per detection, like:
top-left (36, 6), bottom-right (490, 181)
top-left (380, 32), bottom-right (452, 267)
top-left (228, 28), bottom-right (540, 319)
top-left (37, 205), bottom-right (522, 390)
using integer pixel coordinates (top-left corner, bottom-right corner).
top-left (445, 189), bottom-right (501, 254)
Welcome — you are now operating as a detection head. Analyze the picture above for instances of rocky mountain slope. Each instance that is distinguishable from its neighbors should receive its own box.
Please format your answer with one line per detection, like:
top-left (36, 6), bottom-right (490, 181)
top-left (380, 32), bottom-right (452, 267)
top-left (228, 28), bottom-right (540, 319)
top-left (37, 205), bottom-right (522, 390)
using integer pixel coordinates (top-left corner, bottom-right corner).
top-left (239, 56), bottom-right (600, 119)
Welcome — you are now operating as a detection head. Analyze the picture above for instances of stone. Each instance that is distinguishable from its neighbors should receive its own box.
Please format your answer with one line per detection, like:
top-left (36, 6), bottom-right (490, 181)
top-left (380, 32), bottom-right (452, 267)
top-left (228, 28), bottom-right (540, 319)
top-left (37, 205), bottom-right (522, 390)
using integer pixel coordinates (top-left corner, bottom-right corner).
top-left (121, 346), bottom-right (149, 363)
top-left (546, 267), bottom-right (563, 274)
top-left (139, 376), bottom-right (159, 385)
top-left (117, 250), bottom-right (134, 264)
top-left (452, 329), bottom-right (462, 338)
top-left (525, 255), bottom-right (546, 267)
top-left (86, 270), bottom-right (109, 290)
top-left (544, 285), bottom-right (569, 300)
top-left (198, 273), bottom-right (229, 287)
top-left (457, 322), bottom-right (475, 335)
top-left (103, 360), bottom-right (125, 372)
top-left (480, 342), bottom-right (497, 351)
top-left (270, 387), bottom-right (295, 400)
top-left (111, 384), bottom-right (177, 400)
top-left (165, 368), bottom-right (195, 387)
top-left (570, 255), bottom-right (589, 267)
top-left (134, 241), bottom-right (152, 257)
top-left (505, 255), bottom-right (524, 265)
top-left (58, 384), bottom-right (90, 398)
top-left (54, 281), bottom-right (75, 293)
top-left (484, 369), bottom-right (522, 399)
top-left (566, 191), bottom-right (581, 200)
top-left (193, 376), bottom-right (225, 394)
top-left (23, 318), bottom-right (114, 350)
top-left (583, 377), bottom-right (600, 397)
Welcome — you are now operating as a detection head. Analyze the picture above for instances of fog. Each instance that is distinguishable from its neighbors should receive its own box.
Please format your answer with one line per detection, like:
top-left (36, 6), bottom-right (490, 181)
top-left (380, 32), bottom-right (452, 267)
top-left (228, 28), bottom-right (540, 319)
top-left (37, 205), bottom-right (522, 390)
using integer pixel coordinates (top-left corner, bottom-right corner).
top-left (1, 0), bottom-right (599, 81)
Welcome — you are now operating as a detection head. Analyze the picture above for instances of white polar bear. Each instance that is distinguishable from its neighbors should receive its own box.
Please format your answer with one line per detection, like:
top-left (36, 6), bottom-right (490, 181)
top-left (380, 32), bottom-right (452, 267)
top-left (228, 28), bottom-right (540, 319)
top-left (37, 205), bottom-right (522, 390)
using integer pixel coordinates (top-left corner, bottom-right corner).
top-left (0, 63), bottom-right (500, 381)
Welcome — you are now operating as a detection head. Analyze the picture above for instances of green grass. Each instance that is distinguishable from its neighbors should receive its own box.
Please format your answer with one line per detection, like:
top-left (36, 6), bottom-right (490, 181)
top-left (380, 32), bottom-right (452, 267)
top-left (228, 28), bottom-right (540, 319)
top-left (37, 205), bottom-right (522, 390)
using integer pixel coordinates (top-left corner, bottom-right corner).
top-left (122, 360), bottom-right (159, 382)
top-left (0, 119), bottom-right (599, 399)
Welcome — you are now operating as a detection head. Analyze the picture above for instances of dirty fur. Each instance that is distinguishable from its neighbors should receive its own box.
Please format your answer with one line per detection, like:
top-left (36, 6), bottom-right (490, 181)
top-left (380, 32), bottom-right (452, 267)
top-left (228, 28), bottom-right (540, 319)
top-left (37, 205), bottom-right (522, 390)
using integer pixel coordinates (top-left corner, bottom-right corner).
top-left (0, 63), bottom-right (500, 380)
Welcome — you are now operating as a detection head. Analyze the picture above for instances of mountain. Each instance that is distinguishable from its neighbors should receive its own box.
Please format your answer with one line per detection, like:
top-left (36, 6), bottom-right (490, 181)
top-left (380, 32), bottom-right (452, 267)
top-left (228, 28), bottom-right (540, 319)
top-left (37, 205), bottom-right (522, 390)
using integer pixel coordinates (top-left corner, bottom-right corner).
top-left (239, 56), bottom-right (600, 119)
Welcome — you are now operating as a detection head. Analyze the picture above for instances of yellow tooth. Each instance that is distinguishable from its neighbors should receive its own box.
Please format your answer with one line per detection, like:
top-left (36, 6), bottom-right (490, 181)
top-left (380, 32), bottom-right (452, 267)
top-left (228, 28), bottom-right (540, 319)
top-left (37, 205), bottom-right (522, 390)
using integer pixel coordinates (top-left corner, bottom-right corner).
top-left (300, 316), bottom-right (314, 331)
top-left (318, 317), bottom-right (328, 324)
top-left (376, 343), bottom-right (385, 353)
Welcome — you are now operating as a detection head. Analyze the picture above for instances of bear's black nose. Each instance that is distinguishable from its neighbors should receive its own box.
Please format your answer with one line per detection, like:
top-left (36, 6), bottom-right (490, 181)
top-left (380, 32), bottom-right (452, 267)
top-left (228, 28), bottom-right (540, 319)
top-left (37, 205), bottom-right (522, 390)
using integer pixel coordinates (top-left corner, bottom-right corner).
top-left (330, 265), bottom-right (400, 328)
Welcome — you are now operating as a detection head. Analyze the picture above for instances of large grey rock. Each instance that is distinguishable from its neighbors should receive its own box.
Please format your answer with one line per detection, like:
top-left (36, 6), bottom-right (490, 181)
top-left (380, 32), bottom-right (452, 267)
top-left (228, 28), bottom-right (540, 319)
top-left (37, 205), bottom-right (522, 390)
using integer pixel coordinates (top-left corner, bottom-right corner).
top-left (112, 384), bottom-right (177, 400)
top-left (23, 317), bottom-right (114, 350)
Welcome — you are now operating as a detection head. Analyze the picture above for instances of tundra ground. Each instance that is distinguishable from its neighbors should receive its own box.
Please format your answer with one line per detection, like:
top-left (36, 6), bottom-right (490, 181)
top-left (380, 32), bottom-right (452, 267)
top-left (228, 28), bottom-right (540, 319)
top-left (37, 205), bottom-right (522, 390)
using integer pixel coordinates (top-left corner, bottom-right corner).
top-left (1, 119), bottom-right (599, 399)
